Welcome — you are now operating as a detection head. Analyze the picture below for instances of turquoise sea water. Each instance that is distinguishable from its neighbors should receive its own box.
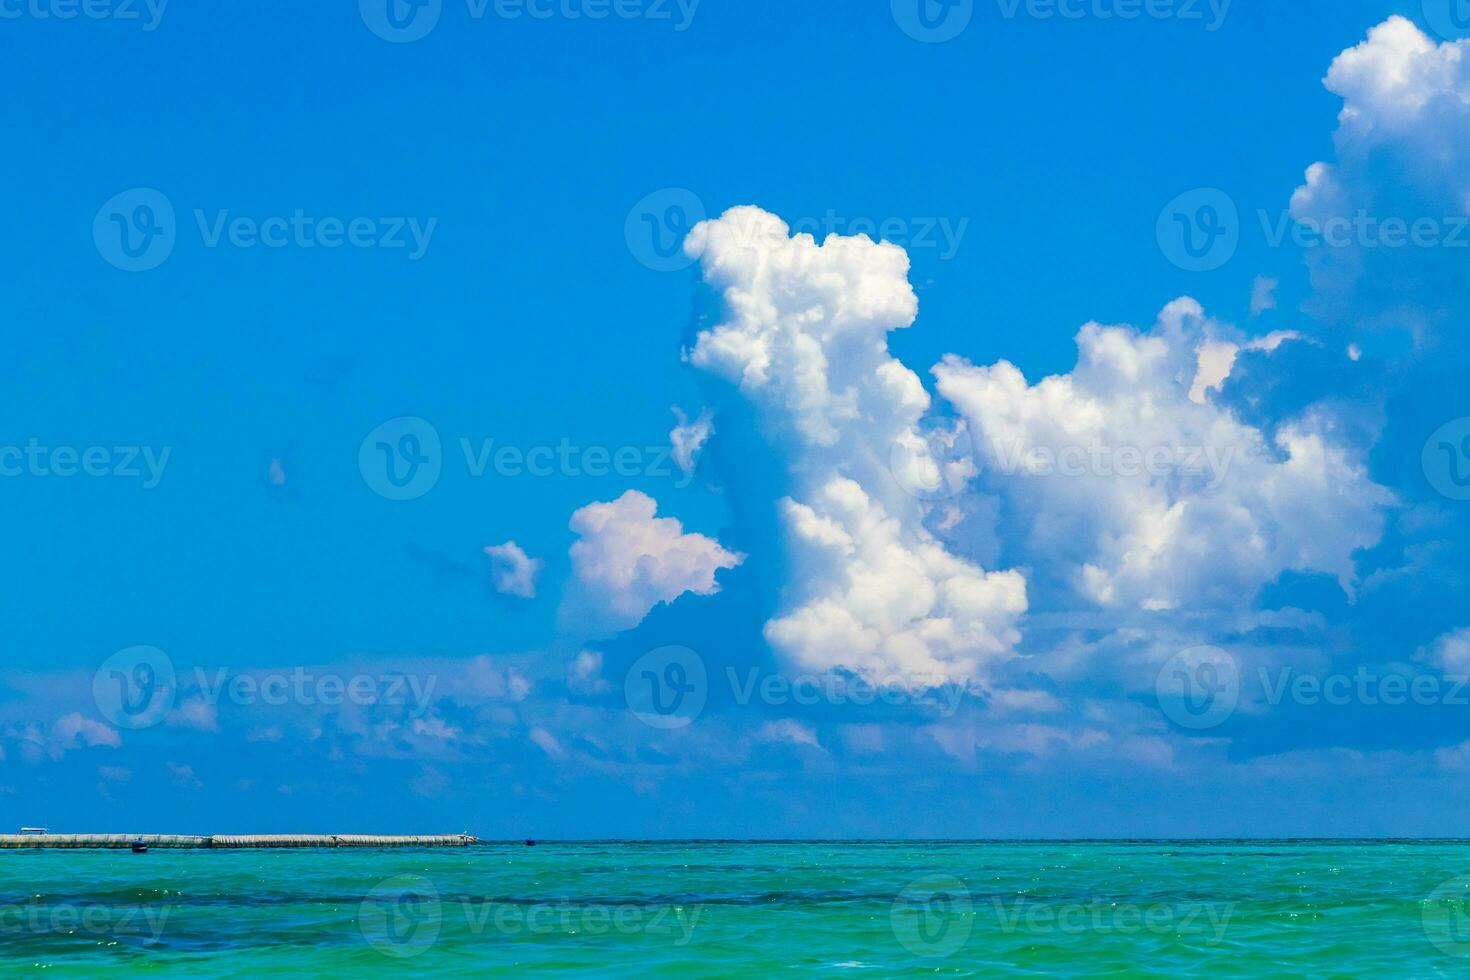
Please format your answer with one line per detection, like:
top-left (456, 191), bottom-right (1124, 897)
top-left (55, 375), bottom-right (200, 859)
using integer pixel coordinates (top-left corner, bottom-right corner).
top-left (4, 841), bottom-right (1470, 976)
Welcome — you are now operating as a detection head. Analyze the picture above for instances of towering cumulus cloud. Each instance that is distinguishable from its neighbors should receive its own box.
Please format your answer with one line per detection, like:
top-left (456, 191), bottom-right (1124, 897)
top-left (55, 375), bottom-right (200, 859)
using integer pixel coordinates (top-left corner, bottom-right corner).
top-left (1290, 16), bottom-right (1470, 338)
top-left (935, 299), bottom-right (1391, 613)
top-left (685, 207), bottom-right (1393, 687)
top-left (684, 207), bottom-right (1027, 687)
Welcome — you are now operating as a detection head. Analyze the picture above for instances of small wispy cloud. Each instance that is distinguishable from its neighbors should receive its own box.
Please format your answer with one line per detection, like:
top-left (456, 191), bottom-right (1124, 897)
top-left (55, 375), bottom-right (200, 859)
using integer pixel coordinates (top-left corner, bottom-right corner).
top-left (1250, 275), bottom-right (1279, 316)
top-left (484, 540), bottom-right (544, 599)
top-left (670, 406), bottom-right (714, 476)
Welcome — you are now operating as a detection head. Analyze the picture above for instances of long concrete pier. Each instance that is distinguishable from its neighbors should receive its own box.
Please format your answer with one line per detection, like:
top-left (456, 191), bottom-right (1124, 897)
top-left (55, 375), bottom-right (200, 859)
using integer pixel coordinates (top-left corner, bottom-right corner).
top-left (0, 834), bottom-right (478, 849)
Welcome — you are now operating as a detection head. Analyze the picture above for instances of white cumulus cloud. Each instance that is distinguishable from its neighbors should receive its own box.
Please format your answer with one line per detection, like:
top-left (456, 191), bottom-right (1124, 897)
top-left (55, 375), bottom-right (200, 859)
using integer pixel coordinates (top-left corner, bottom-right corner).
top-left (765, 477), bottom-right (1026, 684)
top-left (936, 298), bottom-right (1390, 611)
top-left (683, 207), bottom-right (1391, 686)
top-left (1323, 16), bottom-right (1469, 142)
top-left (685, 206), bottom-right (1028, 687)
top-left (568, 490), bottom-right (743, 630)
top-left (1291, 17), bottom-right (1470, 338)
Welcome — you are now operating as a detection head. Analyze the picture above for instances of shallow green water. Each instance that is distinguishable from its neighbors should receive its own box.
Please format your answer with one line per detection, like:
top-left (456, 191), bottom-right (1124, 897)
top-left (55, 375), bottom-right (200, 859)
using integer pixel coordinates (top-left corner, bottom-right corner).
top-left (4, 841), bottom-right (1470, 976)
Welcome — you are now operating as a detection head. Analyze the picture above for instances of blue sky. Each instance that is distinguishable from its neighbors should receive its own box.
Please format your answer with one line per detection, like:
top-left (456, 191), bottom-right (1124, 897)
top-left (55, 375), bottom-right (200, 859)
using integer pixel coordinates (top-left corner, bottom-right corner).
top-left (3, 0), bottom-right (1470, 837)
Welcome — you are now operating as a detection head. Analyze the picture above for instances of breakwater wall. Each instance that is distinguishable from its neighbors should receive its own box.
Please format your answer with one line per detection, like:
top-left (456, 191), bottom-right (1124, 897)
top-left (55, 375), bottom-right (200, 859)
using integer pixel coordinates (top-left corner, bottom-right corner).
top-left (0, 834), bottom-right (478, 849)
